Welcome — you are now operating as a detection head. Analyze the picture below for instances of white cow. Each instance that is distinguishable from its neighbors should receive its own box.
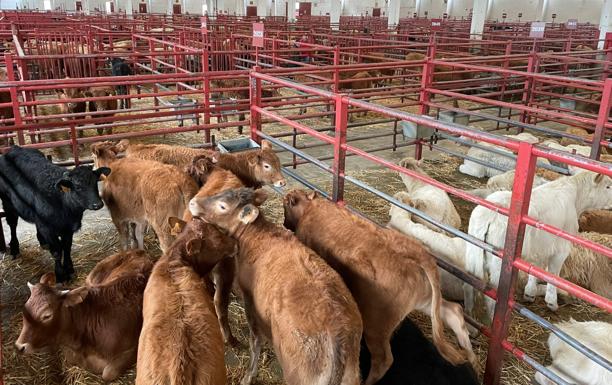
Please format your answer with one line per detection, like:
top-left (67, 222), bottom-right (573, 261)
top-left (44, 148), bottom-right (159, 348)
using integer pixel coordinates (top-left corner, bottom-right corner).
top-left (534, 319), bottom-right (612, 385)
top-left (464, 171), bottom-right (612, 321)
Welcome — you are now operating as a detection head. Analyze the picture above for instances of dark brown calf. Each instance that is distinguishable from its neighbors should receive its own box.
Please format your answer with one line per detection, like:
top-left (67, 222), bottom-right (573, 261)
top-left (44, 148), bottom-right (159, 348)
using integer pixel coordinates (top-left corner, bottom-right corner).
top-left (86, 86), bottom-right (118, 135)
top-left (15, 250), bottom-right (153, 381)
top-left (136, 218), bottom-right (234, 385)
top-left (283, 190), bottom-right (476, 385)
top-left (189, 188), bottom-right (363, 385)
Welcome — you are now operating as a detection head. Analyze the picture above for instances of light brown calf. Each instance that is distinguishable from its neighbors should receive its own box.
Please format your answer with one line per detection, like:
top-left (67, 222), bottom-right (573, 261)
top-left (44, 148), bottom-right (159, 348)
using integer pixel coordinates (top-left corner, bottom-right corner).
top-left (118, 139), bottom-right (286, 188)
top-left (189, 188), bottom-right (363, 385)
top-left (136, 218), bottom-right (234, 385)
top-left (91, 141), bottom-right (198, 251)
top-left (183, 155), bottom-right (245, 345)
top-left (283, 190), bottom-right (476, 385)
top-left (15, 250), bottom-right (153, 381)
top-left (579, 209), bottom-right (612, 235)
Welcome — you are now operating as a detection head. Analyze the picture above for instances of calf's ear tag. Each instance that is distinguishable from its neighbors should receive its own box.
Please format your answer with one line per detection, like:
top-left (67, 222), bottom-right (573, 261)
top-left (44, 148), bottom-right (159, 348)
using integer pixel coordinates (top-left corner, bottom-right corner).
top-left (60, 185), bottom-right (71, 193)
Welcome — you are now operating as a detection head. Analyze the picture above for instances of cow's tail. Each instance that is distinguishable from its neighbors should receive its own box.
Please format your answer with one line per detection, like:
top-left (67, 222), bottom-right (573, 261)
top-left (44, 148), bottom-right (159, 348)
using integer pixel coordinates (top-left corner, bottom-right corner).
top-left (423, 259), bottom-right (468, 366)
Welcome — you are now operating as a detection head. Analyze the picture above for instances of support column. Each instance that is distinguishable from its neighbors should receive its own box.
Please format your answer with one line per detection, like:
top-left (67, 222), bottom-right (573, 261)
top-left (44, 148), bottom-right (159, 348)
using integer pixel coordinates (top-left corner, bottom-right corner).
top-left (257, 0), bottom-right (269, 17)
top-left (287, 0), bottom-right (296, 21)
top-left (446, 0), bottom-right (453, 16)
top-left (125, 0), bottom-right (133, 16)
top-left (388, 0), bottom-right (400, 27)
top-left (538, 0), bottom-right (549, 21)
top-left (83, 0), bottom-right (90, 14)
top-left (330, 0), bottom-right (341, 29)
top-left (599, 0), bottom-right (612, 49)
top-left (166, 0), bottom-right (173, 15)
top-left (470, 0), bottom-right (487, 40)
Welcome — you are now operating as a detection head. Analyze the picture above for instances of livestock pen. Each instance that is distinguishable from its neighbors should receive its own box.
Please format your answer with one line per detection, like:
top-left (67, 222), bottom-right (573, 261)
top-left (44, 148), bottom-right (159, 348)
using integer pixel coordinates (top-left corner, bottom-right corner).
top-left (0, 12), bottom-right (611, 385)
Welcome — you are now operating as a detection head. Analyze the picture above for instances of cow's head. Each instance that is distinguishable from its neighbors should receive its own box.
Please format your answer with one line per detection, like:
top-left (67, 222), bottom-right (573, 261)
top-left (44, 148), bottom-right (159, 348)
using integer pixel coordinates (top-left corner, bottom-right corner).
top-left (57, 165), bottom-right (110, 211)
top-left (282, 189), bottom-right (318, 231)
top-left (15, 273), bottom-right (89, 354)
top-left (184, 154), bottom-right (219, 187)
top-left (91, 140), bottom-right (122, 168)
top-left (168, 217), bottom-right (237, 273)
top-left (189, 188), bottom-right (268, 236)
top-left (249, 140), bottom-right (286, 188)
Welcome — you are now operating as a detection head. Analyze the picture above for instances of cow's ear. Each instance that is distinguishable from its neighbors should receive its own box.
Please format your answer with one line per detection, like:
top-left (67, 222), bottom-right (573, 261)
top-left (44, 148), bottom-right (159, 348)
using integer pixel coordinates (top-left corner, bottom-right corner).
top-left (62, 287), bottom-right (89, 307)
top-left (185, 239), bottom-right (202, 255)
top-left (56, 178), bottom-right (74, 193)
top-left (40, 272), bottom-right (56, 286)
top-left (239, 204), bottom-right (259, 224)
top-left (210, 151), bottom-right (220, 164)
top-left (94, 167), bottom-right (111, 180)
top-left (307, 190), bottom-right (318, 200)
top-left (284, 192), bottom-right (297, 207)
top-left (261, 140), bottom-right (272, 151)
top-left (252, 189), bottom-right (268, 206)
top-left (594, 173), bottom-right (604, 184)
top-left (168, 217), bottom-right (186, 235)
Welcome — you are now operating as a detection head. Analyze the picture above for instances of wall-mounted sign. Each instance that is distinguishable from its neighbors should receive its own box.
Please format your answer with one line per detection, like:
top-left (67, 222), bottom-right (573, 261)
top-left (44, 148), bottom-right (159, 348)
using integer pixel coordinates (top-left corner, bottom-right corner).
top-left (431, 19), bottom-right (442, 31)
top-left (530, 21), bottom-right (546, 38)
top-left (253, 22), bottom-right (264, 47)
top-left (518, 13), bottom-right (523, 18)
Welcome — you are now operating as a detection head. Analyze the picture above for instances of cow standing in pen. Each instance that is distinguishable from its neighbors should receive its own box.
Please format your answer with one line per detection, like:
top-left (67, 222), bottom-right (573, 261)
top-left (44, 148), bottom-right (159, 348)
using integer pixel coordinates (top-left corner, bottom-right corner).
top-left (0, 146), bottom-right (110, 282)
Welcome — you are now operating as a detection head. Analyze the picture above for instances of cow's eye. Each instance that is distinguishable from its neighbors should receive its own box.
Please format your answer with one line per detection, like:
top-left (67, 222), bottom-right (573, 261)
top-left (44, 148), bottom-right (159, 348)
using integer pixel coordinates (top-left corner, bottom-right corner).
top-left (263, 163), bottom-right (271, 171)
top-left (41, 313), bottom-right (52, 322)
top-left (218, 202), bottom-right (227, 211)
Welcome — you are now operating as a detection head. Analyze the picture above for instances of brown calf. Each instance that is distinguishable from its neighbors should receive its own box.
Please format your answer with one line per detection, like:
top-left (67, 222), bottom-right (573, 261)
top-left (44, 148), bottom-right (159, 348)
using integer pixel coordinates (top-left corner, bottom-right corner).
top-left (15, 249), bottom-right (153, 381)
top-left (136, 218), bottom-right (235, 385)
top-left (119, 139), bottom-right (286, 188)
top-left (579, 209), bottom-right (612, 235)
top-left (190, 188), bottom-right (363, 385)
top-left (184, 155), bottom-right (245, 345)
top-left (91, 141), bottom-right (198, 251)
top-left (283, 190), bottom-right (476, 385)
top-left (86, 86), bottom-right (118, 136)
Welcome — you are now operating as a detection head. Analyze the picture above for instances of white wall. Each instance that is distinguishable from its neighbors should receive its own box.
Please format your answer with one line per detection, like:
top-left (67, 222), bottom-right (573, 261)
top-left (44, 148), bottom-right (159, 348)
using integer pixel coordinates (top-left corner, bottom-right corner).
top-left (8, 0), bottom-right (606, 24)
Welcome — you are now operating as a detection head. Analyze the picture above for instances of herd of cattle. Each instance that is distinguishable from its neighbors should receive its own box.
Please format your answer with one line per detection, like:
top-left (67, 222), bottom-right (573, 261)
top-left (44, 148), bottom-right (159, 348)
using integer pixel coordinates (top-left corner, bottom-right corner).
top-left (0, 136), bottom-right (610, 385)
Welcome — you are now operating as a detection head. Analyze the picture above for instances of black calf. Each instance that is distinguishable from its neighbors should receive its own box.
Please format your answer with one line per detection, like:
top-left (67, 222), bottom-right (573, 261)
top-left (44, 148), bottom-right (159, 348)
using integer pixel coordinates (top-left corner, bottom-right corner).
top-left (0, 146), bottom-right (110, 282)
top-left (108, 58), bottom-right (132, 109)
top-left (360, 318), bottom-right (478, 385)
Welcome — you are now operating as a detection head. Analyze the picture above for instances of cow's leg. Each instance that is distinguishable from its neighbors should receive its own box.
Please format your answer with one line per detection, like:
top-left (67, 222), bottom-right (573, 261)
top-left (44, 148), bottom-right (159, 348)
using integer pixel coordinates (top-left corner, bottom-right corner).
top-left (523, 274), bottom-right (539, 302)
top-left (61, 231), bottom-right (75, 280)
top-left (545, 253), bottom-right (568, 312)
top-left (3, 202), bottom-right (20, 257)
top-left (102, 348), bottom-right (137, 382)
top-left (237, 112), bottom-right (245, 134)
top-left (363, 328), bottom-right (394, 385)
top-left (3, 205), bottom-right (19, 259)
top-left (241, 294), bottom-right (263, 385)
top-left (212, 258), bottom-right (238, 346)
top-left (134, 222), bottom-right (145, 250)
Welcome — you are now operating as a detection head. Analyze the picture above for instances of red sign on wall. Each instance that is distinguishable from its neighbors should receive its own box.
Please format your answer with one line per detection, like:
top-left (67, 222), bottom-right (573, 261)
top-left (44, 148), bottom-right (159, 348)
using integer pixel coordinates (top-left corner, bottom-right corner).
top-left (253, 22), bottom-right (264, 48)
top-left (529, 21), bottom-right (546, 38)
top-left (567, 19), bottom-right (578, 30)
top-left (431, 19), bottom-right (442, 31)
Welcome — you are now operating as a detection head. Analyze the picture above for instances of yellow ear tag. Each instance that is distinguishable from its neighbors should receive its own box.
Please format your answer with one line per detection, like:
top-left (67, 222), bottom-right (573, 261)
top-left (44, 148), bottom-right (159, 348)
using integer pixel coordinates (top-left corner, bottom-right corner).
top-left (60, 185), bottom-right (71, 193)
top-left (170, 223), bottom-right (182, 236)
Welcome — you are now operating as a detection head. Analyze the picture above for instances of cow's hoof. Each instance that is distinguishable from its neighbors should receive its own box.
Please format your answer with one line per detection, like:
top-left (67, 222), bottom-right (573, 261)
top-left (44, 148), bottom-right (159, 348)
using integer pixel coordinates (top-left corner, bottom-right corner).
top-left (546, 301), bottom-right (559, 312)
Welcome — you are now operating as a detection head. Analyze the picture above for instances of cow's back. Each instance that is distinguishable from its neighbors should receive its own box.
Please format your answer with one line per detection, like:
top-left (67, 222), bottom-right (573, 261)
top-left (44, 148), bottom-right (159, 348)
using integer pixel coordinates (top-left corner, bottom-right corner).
top-left (137, 257), bottom-right (225, 385)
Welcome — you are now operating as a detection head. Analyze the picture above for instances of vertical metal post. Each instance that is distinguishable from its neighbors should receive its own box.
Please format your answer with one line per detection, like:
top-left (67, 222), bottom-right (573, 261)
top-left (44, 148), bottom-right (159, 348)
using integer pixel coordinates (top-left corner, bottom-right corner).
top-left (590, 78), bottom-right (612, 159)
top-left (483, 142), bottom-right (537, 385)
top-left (519, 53), bottom-right (537, 125)
top-left (202, 26), bottom-right (211, 143)
top-left (249, 67), bottom-right (262, 144)
top-left (416, 51), bottom-right (434, 160)
top-left (332, 95), bottom-right (348, 203)
top-left (4, 53), bottom-right (24, 146)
